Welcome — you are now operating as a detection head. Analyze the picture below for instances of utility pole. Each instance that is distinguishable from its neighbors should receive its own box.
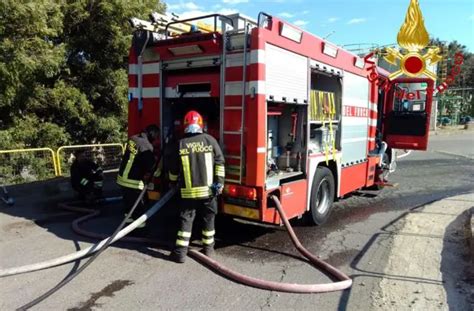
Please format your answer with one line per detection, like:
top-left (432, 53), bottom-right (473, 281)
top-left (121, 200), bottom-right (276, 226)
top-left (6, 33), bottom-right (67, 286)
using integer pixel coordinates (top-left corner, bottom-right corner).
top-left (462, 75), bottom-right (465, 112)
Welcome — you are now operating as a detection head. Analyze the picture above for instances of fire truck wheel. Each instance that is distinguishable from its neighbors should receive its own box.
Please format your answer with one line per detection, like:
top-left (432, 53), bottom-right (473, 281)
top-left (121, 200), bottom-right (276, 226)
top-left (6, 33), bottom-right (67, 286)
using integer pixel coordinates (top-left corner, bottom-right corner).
top-left (307, 166), bottom-right (335, 225)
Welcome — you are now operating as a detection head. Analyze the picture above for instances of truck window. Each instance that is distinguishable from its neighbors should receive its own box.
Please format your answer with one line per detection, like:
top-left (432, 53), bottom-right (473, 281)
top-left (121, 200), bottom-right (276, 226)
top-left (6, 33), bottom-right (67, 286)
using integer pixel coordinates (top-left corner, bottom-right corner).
top-left (393, 82), bottom-right (428, 113)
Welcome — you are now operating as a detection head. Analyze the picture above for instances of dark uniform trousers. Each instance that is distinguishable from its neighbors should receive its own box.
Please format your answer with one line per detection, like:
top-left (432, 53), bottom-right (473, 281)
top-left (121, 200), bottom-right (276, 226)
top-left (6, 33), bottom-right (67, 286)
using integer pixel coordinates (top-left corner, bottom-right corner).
top-left (174, 196), bottom-right (217, 255)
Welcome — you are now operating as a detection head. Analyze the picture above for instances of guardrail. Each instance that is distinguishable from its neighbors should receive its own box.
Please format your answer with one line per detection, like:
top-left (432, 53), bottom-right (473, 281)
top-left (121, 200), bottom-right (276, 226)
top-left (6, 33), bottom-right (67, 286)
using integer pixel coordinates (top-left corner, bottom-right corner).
top-left (0, 144), bottom-right (125, 186)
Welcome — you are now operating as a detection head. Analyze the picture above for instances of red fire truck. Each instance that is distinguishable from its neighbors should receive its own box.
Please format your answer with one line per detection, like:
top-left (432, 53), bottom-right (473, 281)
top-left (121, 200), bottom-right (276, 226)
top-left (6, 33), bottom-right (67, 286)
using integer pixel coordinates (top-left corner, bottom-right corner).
top-left (127, 12), bottom-right (434, 225)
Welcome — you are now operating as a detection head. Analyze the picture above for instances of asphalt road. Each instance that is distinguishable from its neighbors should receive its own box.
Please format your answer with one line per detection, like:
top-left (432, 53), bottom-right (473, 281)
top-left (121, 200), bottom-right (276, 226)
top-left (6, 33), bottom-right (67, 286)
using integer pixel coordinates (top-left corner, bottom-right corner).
top-left (0, 130), bottom-right (473, 310)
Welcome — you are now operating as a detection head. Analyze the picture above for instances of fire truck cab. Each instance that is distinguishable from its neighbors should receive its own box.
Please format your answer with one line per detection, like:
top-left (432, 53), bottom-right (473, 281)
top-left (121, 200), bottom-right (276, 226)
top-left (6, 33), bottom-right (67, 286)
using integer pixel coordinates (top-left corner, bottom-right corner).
top-left (127, 12), bottom-right (434, 225)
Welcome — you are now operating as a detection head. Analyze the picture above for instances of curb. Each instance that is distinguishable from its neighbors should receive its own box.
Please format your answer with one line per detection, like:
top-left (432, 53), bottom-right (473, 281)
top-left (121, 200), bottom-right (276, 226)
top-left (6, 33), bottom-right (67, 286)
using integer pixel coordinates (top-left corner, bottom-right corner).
top-left (464, 207), bottom-right (474, 263)
top-left (470, 209), bottom-right (474, 262)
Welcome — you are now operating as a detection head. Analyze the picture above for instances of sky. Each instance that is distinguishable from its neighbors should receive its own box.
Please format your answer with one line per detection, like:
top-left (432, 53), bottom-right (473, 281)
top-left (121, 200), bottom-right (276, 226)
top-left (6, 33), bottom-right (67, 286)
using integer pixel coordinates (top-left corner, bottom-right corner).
top-left (164, 0), bottom-right (474, 52)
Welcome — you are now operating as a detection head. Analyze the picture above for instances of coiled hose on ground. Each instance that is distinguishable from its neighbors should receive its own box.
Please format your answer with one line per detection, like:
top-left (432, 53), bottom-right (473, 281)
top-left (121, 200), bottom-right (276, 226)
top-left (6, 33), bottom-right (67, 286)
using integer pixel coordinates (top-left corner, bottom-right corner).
top-left (49, 195), bottom-right (352, 293)
top-left (190, 195), bottom-right (352, 293)
top-left (2, 191), bottom-right (351, 299)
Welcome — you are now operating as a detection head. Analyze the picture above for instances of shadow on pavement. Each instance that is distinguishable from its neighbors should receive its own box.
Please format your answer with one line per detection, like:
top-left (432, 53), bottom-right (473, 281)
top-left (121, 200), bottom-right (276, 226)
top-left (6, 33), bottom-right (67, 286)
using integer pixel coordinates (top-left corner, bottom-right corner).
top-left (440, 209), bottom-right (473, 310)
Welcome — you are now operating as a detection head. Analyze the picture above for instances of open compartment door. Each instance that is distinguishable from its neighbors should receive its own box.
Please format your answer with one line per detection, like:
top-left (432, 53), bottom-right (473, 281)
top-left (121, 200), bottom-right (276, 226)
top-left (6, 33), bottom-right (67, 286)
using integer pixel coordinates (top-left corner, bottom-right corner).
top-left (383, 78), bottom-right (434, 150)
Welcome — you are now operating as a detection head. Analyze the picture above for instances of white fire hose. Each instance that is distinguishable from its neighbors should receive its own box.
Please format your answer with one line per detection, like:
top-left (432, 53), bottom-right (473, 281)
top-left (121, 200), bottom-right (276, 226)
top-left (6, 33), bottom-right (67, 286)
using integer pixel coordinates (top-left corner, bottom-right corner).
top-left (0, 188), bottom-right (177, 278)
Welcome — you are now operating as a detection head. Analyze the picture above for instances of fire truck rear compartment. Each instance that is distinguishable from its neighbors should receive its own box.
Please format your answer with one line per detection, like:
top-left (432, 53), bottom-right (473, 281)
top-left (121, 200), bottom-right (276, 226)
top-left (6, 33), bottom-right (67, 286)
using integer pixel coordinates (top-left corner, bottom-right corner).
top-left (162, 96), bottom-right (220, 140)
top-left (161, 66), bottom-right (221, 140)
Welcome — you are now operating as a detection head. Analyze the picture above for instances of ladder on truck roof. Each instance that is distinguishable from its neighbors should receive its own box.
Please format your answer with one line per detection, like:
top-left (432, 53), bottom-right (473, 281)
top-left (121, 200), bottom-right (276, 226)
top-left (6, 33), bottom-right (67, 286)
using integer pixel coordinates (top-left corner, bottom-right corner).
top-left (221, 14), bottom-right (257, 184)
top-left (129, 12), bottom-right (217, 35)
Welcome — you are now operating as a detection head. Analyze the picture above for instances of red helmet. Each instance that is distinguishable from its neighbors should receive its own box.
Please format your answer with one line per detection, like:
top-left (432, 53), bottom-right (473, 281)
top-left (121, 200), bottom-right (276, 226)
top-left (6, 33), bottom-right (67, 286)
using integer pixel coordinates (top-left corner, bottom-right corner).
top-left (183, 110), bottom-right (204, 134)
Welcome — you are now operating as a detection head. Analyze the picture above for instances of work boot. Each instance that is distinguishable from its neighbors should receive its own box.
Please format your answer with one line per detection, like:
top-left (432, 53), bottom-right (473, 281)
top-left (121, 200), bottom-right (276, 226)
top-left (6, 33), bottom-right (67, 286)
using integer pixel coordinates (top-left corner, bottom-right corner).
top-left (202, 246), bottom-right (215, 257)
top-left (169, 250), bottom-right (187, 263)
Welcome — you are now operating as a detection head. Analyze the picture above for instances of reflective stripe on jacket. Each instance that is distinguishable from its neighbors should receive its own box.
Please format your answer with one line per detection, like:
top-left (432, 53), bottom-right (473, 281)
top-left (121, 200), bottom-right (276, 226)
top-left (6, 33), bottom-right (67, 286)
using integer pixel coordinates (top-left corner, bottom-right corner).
top-left (117, 133), bottom-right (155, 190)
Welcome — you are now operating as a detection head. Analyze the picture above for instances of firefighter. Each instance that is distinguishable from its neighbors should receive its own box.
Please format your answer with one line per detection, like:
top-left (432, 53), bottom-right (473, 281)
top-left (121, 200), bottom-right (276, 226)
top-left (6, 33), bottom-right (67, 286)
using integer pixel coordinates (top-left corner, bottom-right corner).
top-left (117, 124), bottom-right (161, 233)
top-left (168, 110), bottom-right (225, 263)
top-left (70, 150), bottom-right (103, 204)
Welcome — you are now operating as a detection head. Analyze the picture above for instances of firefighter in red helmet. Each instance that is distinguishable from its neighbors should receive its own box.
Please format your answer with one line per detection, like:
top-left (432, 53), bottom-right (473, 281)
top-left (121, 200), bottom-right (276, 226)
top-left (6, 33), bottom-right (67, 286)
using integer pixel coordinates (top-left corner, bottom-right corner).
top-left (168, 110), bottom-right (225, 263)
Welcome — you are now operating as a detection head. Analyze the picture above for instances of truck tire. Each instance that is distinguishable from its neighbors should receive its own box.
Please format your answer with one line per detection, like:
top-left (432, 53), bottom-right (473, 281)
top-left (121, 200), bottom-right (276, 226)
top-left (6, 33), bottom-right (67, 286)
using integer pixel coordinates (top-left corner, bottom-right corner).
top-left (306, 166), bottom-right (335, 225)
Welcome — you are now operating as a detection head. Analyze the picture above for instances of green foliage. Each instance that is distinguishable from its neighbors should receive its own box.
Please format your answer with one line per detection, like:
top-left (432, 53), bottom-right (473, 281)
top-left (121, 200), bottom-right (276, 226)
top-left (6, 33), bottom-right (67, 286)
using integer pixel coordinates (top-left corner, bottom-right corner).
top-left (5, 115), bottom-right (70, 149)
top-left (429, 38), bottom-right (473, 120)
top-left (430, 38), bottom-right (473, 88)
top-left (0, 0), bottom-right (164, 149)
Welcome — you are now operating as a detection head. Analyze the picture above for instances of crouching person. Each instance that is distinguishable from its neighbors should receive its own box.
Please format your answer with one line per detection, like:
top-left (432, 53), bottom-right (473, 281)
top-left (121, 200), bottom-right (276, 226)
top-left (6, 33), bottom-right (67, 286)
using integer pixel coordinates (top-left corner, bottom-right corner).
top-left (70, 150), bottom-right (103, 204)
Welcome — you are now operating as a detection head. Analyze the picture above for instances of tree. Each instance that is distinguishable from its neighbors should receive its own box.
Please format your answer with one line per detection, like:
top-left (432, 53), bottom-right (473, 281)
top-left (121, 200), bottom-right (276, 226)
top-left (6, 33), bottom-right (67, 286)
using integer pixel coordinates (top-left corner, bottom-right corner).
top-left (430, 38), bottom-right (473, 88)
top-left (429, 38), bottom-right (473, 121)
top-left (0, 0), bottom-right (164, 149)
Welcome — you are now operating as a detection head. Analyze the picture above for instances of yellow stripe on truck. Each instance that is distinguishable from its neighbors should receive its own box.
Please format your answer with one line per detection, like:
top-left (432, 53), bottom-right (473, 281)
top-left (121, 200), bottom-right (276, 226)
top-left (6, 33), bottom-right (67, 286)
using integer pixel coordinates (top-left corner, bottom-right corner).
top-left (222, 204), bottom-right (260, 220)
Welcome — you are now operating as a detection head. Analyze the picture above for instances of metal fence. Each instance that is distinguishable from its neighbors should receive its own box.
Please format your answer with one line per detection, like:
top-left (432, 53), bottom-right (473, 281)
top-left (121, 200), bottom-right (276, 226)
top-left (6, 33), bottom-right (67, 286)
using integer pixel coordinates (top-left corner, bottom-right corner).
top-left (0, 148), bottom-right (58, 186)
top-left (0, 144), bottom-right (125, 185)
top-left (56, 143), bottom-right (125, 176)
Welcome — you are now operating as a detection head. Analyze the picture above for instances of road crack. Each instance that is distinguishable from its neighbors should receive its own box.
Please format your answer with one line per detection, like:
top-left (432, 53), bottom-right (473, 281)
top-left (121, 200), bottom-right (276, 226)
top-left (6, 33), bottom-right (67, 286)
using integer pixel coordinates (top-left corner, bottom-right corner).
top-left (260, 266), bottom-right (288, 310)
